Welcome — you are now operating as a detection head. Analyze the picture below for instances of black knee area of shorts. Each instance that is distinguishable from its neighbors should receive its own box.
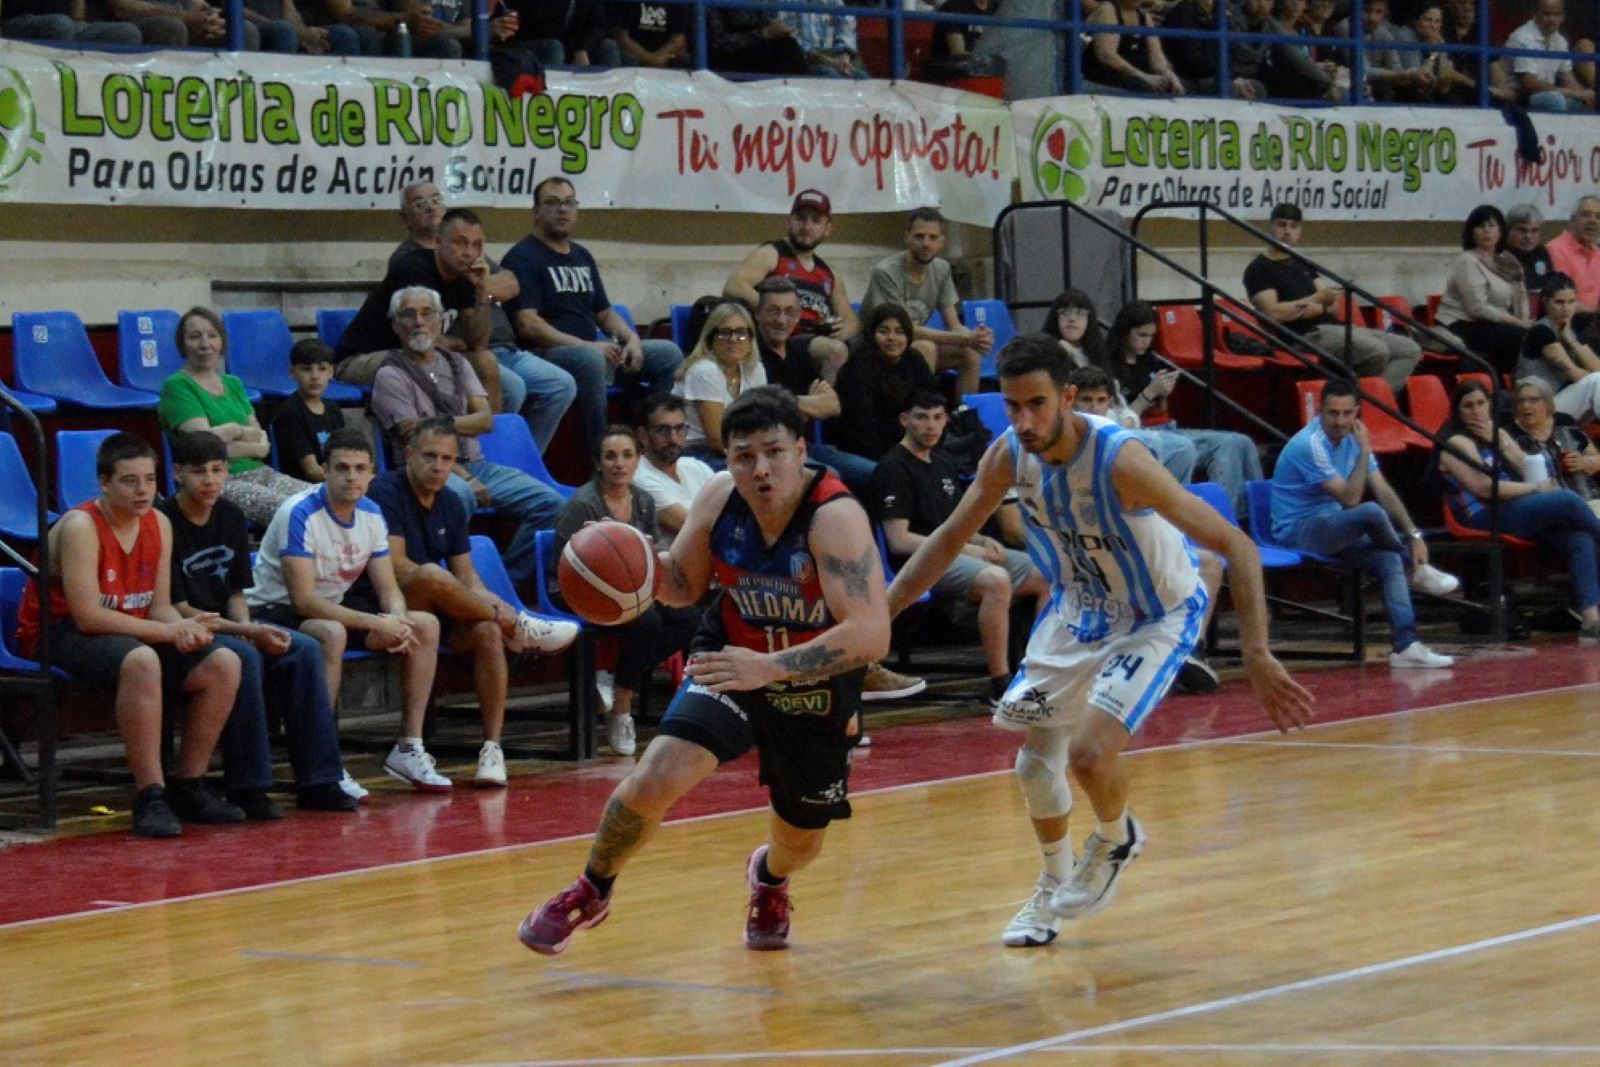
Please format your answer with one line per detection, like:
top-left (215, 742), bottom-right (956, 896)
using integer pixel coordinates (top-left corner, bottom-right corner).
top-left (656, 716), bottom-right (746, 765)
top-left (769, 793), bottom-right (845, 831)
top-left (657, 684), bottom-right (754, 765)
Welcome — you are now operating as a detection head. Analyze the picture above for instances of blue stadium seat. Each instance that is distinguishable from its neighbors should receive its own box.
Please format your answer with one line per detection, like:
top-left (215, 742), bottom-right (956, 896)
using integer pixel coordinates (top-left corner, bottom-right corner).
top-left (119, 309), bottom-right (263, 403)
top-left (0, 433), bottom-right (55, 541)
top-left (55, 429), bottom-right (117, 511)
top-left (10, 311), bottom-right (159, 411)
top-left (1244, 480), bottom-right (1334, 565)
top-left (0, 383), bottom-right (58, 415)
top-left (221, 309), bottom-right (364, 404)
top-left (533, 528), bottom-right (598, 759)
top-left (468, 534), bottom-right (531, 613)
top-left (0, 567), bottom-right (69, 679)
top-left (926, 309), bottom-right (946, 330)
top-left (1188, 482), bottom-right (1300, 569)
top-left (477, 414), bottom-right (578, 499)
top-left (960, 392), bottom-right (1009, 446)
top-left (316, 308), bottom-right (359, 349)
top-left (669, 304), bottom-right (694, 349)
top-left (965, 300), bottom-right (1018, 380)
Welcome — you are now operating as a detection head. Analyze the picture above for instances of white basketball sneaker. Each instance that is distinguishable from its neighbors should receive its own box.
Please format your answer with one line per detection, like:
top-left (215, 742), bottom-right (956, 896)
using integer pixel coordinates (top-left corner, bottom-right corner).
top-left (474, 740), bottom-right (507, 788)
top-left (1410, 563), bottom-right (1461, 597)
top-left (510, 612), bottom-right (578, 654)
top-left (1002, 874), bottom-right (1063, 947)
top-left (1390, 641), bottom-right (1455, 669)
top-left (383, 744), bottom-right (452, 792)
top-left (1050, 814), bottom-right (1146, 920)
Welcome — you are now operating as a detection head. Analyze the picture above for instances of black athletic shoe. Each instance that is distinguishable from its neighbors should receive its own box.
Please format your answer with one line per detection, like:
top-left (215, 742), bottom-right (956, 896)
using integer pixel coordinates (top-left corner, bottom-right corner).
top-left (167, 778), bottom-right (247, 824)
top-left (131, 785), bottom-right (182, 838)
top-left (1175, 653), bottom-right (1220, 694)
top-left (228, 789), bottom-right (285, 821)
top-left (296, 782), bottom-right (361, 812)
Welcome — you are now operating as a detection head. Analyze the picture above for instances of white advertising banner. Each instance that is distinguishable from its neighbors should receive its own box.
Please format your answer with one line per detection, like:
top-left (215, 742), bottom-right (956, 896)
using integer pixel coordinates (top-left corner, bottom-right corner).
top-left (1013, 93), bottom-right (1600, 221)
top-left (0, 41), bottom-right (1013, 223)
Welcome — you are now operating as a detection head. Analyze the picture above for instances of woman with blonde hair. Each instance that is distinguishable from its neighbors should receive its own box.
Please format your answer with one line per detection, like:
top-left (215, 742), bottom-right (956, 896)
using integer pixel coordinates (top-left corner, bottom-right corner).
top-left (672, 301), bottom-right (766, 461)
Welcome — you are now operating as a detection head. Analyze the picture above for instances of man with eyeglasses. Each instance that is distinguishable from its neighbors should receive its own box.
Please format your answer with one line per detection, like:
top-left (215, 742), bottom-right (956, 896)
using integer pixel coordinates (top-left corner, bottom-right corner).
top-left (753, 277), bottom-right (873, 494)
top-left (504, 177), bottom-right (684, 450)
top-left (632, 393), bottom-right (715, 538)
top-left (335, 206), bottom-right (519, 415)
top-left (389, 181), bottom-right (576, 453)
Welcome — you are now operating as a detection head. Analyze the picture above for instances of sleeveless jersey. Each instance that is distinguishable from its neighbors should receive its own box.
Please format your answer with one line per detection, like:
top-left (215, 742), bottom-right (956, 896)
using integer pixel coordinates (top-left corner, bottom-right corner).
top-left (16, 502), bottom-right (163, 656)
top-left (1006, 415), bottom-right (1198, 642)
top-left (767, 239), bottom-right (836, 327)
top-left (702, 466), bottom-right (852, 661)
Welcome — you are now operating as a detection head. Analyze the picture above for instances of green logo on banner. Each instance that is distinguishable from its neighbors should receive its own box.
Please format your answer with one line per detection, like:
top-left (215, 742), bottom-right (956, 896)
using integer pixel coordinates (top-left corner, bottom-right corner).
top-left (0, 67), bottom-right (44, 188)
top-left (1030, 110), bottom-right (1091, 203)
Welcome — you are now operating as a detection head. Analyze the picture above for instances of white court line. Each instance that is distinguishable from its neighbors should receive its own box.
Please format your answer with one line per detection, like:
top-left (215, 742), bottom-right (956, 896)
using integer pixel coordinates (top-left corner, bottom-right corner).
top-left (1044, 1044), bottom-right (1600, 1056)
top-left (1217, 738), bottom-right (1600, 759)
top-left (475, 1051), bottom-right (986, 1066)
top-left (932, 911), bottom-right (1600, 1067)
top-left (4, 681), bottom-right (1594, 934)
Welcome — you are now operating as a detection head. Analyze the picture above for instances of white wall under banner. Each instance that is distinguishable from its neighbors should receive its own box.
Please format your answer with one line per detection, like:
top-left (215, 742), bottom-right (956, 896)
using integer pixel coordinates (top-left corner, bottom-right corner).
top-left (1012, 93), bottom-right (1600, 222)
top-left (0, 41), bottom-right (1014, 224)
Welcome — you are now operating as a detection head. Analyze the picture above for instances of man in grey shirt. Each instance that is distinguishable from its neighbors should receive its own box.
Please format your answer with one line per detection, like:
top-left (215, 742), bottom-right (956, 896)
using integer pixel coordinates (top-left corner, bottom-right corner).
top-left (860, 207), bottom-right (992, 396)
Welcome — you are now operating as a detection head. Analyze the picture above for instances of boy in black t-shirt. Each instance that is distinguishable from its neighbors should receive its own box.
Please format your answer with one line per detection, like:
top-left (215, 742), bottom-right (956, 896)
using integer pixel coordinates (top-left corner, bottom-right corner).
top-left (271, 339), bottom-right (347, 483)
top-left (868, 391), bottom-right (1047, 704)
top-left (162, 430), bottom-right (360, 812)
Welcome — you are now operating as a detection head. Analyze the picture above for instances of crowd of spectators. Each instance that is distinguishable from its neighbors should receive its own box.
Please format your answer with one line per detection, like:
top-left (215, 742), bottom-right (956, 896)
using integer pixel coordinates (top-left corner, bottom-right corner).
top-left (5, 0), bottom-right (1595, 113)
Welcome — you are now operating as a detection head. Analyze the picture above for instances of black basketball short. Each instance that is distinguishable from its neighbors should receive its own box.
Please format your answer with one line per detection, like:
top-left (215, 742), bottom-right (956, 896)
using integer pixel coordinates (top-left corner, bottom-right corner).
top-left (657, 673), bottom-right (861, 831)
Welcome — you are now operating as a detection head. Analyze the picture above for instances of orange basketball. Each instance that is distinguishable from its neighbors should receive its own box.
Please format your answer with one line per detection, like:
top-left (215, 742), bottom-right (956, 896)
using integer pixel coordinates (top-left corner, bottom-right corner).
top-left (558, 521), bottom-right (658, 626)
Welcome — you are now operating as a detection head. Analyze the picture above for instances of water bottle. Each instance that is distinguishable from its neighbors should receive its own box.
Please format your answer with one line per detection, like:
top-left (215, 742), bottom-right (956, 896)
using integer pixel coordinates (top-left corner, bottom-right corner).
top-left (1523, 452), bottom-right (1549, 484)
top-left (395, 20), bottom-right (412, 58)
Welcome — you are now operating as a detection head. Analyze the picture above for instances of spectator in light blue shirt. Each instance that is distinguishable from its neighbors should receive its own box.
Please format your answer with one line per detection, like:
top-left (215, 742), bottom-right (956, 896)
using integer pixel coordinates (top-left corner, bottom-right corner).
top-left (1271, 378), bottom-right (1460, 668)
top-left (784, 0), bottom-right (868, 79)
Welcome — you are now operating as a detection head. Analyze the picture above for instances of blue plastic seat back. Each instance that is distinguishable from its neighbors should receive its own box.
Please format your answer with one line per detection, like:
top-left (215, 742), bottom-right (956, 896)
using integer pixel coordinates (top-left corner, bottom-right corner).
top-left (533, 529), bottom-right (584, 623)
top-left (961, 392), bottom-right (1010, 446)
top-left (0, 385), bottom-right (57, 414)
top-left (221, 310), bottom-right (297, 397)
top-left (1188, 481), bottom-right (1238, 526)
top-left (670, 304), bottom-right (694, 349)
top-left (11, 311), bottom-right (158, 409)
top-left (316, 308), bottom-right (359, 349)
top-left (478, 414), bottom-right (577, 499)
top-left (116, 310), bottom-right (185, 393)
top-left (0, 432), bottom-right (53, 540)
top-left (469, 534), bottom-right (528, 613)
top-left (56, 429), bottom-right (117, 511)
top-left (926, 309), bottom-right (946, 330)
top-left (0, 567), bottom-right (36, 668)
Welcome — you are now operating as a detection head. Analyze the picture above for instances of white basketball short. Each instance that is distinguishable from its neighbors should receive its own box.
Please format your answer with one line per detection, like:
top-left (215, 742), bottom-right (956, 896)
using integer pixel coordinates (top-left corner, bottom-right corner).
top-left (994, 591), bottom-right (1208, 735)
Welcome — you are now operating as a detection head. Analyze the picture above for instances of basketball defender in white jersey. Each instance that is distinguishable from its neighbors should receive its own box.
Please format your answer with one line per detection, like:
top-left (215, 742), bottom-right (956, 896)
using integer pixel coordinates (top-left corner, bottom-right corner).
top-left (888, 336), bottom-right (1313, 947)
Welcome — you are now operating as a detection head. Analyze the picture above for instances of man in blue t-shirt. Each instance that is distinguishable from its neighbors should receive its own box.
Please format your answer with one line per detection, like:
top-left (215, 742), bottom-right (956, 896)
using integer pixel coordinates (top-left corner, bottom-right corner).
top-left (366, 417), bottom-right (578, 787)
top-left (1271, 378), bottom-right (1459, 668)
top-left (503, 177), bottom-right (683, 448)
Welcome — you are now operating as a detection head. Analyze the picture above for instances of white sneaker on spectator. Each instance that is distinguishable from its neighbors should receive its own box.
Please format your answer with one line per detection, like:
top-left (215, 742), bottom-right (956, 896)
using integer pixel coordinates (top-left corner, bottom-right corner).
top-left (511, 611), bottom-right (578, 654)
top-left (337, 769), bottom-right (368, 801)
top-left (1410, 563), bottom-right (1460, 597)
top-left (607, 713), bottom-right (636, 757)
top-left (475, 741), bottom-right (507, 787)
top-left (383, 744), bottom-right (453, 792)
top-left (1390, 641), bottom-right (1455, 669)
top-left (595, 670), bottom-right (616, 717)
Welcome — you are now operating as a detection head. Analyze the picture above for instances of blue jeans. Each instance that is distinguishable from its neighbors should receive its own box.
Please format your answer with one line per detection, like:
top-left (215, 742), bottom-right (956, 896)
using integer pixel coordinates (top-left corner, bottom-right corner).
top-left (1154, 426), bottom-right (1262, 515)
top-left (448, 460), bottom-right (565, 584)
top-left (810, 442), bottom-right (876, 496)
top-left (1135, 429), bottom-right (1195, 483)
top-left (489, 343), bottom-right (578, 451)
top-left (215, 631), bottom-right (344, 793)
top-left (541, 340), bottom-right (683, 446)
top-left (1291, 501), bottom-right (1415, 652)
top-left (1467, 489), bottom-right (1600, 610)
top-left (1528, 90), bottom-right (1587, 113)
top-left (3, 13), bottom-right (141, 43)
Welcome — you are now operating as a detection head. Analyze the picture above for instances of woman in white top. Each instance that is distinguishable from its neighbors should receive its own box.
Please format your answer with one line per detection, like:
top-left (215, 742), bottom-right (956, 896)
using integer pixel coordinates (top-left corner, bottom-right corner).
top-left (672, 301), bottom-right (766, 462)
top-left (1440, 204), bottom-right (1532, 375)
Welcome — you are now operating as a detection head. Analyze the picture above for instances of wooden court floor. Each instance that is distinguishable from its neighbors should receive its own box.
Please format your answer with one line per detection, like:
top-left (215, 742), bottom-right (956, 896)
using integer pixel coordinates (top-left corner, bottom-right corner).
top-left (4, 684), bottom-right (1599, 1065)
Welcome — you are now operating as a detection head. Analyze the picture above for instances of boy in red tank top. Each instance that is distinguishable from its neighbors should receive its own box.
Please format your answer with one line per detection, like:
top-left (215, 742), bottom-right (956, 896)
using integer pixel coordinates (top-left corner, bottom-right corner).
top-left (17, 433), bottom-right (243, 837)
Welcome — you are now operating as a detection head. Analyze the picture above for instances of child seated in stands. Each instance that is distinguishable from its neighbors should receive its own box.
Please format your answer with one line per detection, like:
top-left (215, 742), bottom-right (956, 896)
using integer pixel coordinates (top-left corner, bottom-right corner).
top-left (271, 339), bottom-right (346, 483)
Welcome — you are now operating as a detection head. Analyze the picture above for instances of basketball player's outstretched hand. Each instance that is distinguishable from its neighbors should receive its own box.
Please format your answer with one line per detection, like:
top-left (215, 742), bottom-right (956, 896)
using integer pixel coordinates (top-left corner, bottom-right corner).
top-left (1247, 653), bottom-right (1314, 734)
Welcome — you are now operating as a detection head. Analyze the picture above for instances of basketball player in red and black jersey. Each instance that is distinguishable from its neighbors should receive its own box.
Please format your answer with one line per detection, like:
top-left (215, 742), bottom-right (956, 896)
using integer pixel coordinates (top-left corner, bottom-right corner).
top-left (724, 189), bottom-right (858, 381)
top-left (518, 385), bottom-right (890, 955)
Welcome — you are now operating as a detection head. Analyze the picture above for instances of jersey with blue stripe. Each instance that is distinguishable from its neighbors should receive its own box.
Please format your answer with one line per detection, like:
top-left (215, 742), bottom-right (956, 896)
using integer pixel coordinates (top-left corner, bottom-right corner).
top-left (1006, 415), bottom-right (1198, 641)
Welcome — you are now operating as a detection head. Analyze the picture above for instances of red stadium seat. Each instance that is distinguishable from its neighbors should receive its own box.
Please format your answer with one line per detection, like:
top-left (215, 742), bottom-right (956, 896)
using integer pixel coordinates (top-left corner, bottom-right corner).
top-left (1155, 305), bottom-right (1264, 371)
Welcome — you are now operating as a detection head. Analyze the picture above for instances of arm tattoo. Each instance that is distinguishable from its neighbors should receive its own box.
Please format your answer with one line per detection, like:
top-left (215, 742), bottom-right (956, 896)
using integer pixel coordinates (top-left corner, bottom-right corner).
top-left (820, 544), bottom-right (876, 601)
top-left (666, 556), bottom-right (689, 593)
top-left (586, 796), bottom-right (649, 877)
top-left (774, 643), bottom-right (869, 684)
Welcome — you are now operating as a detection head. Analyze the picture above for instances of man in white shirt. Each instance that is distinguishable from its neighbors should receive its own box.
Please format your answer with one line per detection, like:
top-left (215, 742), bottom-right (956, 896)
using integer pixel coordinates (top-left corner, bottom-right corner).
top-left (632, 393), bottom-right (715, 539)
top-left (247, 428), bottom-right (447, 791)
top-left (1506, 0), bottom-right (1594, 113)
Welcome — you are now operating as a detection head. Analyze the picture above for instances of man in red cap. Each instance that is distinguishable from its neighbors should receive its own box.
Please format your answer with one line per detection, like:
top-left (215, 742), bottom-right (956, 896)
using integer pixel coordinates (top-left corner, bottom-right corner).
top-left (724, 189), bottom-right (856, 382)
